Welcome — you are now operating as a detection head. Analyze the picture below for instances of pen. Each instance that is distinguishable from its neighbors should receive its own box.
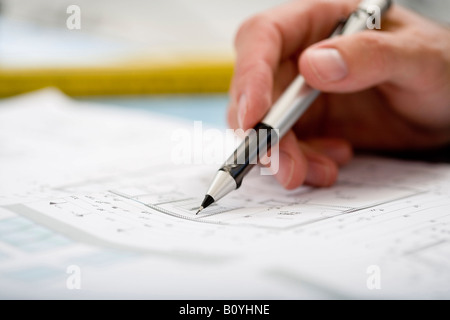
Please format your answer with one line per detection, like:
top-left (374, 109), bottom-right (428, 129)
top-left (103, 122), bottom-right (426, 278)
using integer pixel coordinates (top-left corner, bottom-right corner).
top-left (196, 0), bottom-right (393, 214)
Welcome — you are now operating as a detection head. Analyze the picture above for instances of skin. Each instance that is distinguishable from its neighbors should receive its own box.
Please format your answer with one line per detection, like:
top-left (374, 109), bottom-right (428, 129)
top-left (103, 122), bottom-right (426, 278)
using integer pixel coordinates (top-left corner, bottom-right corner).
top-left (227, 0), bottom-right (450, 189)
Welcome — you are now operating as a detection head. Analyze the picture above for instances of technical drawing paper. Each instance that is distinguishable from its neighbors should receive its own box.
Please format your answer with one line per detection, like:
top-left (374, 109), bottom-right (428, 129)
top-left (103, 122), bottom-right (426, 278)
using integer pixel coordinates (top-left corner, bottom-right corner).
top-left (1, 89), bottom-right (450, 299)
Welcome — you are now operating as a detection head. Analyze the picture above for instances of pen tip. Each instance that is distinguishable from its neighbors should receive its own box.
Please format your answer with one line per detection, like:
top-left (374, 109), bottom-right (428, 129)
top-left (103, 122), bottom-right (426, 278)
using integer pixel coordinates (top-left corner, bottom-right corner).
top-left (196, 195), bottom-right (215, 215)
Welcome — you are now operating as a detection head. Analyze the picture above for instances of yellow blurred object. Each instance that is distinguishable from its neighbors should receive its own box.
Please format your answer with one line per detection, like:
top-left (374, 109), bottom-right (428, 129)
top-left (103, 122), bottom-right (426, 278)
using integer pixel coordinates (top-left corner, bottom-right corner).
top-left (0, 60), bottom-right (234, 97)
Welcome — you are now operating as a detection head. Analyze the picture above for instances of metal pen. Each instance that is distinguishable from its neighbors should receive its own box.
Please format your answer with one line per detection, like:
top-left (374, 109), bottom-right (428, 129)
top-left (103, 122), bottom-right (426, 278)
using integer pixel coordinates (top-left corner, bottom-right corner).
top-left (197, 0), bottom-right (392, 214)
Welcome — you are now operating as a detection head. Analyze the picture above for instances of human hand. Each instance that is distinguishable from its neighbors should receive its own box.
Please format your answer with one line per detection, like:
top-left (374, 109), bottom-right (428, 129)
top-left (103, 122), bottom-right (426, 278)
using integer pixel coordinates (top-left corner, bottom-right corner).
top-left (227, 0), bottom-right (450, 189)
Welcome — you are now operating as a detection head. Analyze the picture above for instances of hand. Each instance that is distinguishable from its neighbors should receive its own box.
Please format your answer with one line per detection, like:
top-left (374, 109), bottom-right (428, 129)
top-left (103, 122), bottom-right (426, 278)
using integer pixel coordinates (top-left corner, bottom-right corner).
top-left (227, 0), bottom-right (450, 189)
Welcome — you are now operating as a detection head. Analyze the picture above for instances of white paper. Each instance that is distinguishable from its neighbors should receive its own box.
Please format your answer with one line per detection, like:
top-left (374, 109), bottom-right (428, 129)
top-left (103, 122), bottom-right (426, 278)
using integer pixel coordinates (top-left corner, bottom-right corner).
top-left (1, 89), bottom-right (450, 299)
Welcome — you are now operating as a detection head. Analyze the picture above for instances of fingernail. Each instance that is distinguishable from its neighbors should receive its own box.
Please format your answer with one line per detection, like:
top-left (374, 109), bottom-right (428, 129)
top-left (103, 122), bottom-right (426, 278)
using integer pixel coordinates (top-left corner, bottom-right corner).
top-left (306, 48), bottom-right (348, 83)
top-left (275, 151), bottom-right (295, 188)
top-left (237, 94), bottom-right (247, 129)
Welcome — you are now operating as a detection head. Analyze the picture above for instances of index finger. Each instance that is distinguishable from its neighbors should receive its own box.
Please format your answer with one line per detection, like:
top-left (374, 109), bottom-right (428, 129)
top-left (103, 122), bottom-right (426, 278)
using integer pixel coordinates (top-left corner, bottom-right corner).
top-left (228, 0), bottom-right (357, 130)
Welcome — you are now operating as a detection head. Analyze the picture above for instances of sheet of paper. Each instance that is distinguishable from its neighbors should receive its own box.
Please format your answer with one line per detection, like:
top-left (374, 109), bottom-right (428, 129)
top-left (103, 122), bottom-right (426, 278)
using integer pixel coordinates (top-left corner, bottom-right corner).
top-left (1, 89), bottom-right (450, 299)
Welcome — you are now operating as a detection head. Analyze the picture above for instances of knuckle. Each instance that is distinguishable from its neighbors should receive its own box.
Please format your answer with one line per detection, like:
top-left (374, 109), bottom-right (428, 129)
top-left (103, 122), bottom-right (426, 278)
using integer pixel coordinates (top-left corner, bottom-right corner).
top-left (234, 15), bottom-right (265, 46)
top-left (424, 40), bottom-right (449, 82)
top-left (406, 27), bottom-right (449, 84)
top-left (234, 14), bottom-right (281, 50)
top-left (360, 32), bottom-right (391, 73)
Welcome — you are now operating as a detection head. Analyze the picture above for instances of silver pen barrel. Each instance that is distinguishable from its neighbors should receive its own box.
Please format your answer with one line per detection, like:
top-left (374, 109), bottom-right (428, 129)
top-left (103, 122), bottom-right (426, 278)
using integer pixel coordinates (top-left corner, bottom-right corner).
top-left (203, 123), bottom-right (277, 206)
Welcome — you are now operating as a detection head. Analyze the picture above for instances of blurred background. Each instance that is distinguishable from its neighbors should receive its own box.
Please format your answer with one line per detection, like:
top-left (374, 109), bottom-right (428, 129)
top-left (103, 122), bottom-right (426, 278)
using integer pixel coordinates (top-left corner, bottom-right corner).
top-left (0, 0), bottom-right (288, 97)
top-left (0, 0), bottom-right (448, 126)
top-left (1, 0), bottom-right (448, 98)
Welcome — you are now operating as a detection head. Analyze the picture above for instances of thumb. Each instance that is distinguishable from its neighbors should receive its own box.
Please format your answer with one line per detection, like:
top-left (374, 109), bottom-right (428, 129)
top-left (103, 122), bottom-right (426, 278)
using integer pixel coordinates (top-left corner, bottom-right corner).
top-left (299, 31), bottom-right (420, 92)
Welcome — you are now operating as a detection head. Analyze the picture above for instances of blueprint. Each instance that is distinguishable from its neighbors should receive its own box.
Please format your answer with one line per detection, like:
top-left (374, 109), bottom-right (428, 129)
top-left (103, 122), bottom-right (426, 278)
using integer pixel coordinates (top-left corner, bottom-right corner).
top-left (1, 89), bottom-right (450, 299)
